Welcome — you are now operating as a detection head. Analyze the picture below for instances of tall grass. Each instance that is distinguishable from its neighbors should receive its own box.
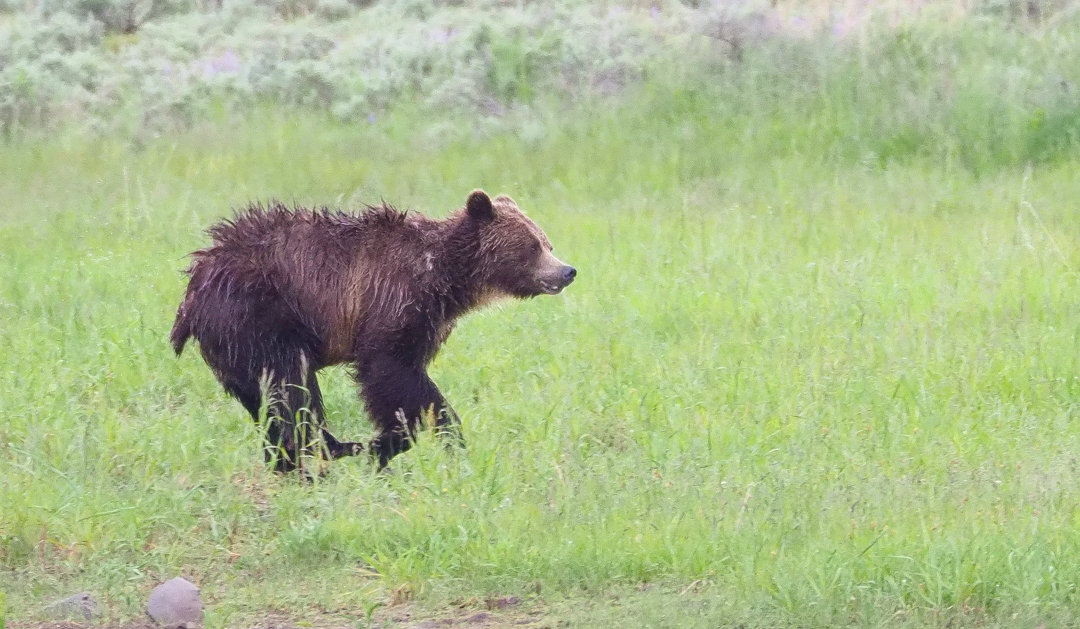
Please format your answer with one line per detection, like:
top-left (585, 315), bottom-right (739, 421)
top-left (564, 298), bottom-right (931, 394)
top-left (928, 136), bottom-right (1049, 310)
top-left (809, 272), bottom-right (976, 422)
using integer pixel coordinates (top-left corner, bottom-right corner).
top-left (3, 8), bottom-right (1080, 628)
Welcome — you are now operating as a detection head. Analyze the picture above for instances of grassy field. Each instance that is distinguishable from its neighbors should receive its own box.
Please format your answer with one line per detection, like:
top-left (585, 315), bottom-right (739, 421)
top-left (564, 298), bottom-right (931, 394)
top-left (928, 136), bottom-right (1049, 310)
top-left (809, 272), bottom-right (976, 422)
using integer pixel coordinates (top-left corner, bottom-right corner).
top-left (5, 25), bottom-right (1080, 626)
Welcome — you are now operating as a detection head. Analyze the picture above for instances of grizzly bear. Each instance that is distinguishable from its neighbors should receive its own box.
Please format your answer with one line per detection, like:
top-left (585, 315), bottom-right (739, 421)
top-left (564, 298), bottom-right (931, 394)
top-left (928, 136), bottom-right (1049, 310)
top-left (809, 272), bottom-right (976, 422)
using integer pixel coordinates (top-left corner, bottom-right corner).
top-left (170, 190), bottom-right (575, 472)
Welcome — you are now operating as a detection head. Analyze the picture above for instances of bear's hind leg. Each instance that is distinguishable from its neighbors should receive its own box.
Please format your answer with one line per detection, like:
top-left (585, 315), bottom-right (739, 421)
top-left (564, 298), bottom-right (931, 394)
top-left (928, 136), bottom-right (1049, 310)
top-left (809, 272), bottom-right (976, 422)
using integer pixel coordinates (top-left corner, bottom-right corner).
top-left (267, 365), bottom-right (365, 472)
top-left (214, 372), bottom-right (298, 472)
top-left (263, 358), bottom-right (328, 474)
top-left (320, 427), bottom-right (365, 460)
top-left (291, 369), bottom-right (363, 461)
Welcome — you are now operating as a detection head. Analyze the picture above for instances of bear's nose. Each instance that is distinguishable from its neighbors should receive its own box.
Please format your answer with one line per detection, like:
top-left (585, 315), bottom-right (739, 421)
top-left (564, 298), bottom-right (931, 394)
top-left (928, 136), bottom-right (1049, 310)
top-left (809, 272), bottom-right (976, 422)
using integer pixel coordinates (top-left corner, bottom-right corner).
top-left (562, 266), bottom-right (577, 283)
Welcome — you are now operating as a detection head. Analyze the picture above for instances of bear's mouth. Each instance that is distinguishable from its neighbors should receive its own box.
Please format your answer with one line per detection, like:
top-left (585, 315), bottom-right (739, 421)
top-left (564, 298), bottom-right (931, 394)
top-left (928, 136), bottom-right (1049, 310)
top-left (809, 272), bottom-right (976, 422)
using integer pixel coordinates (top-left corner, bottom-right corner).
top-left (535, 264), bottom-right (575, 296)
top-left (539, 278), bottom-right (572, 295)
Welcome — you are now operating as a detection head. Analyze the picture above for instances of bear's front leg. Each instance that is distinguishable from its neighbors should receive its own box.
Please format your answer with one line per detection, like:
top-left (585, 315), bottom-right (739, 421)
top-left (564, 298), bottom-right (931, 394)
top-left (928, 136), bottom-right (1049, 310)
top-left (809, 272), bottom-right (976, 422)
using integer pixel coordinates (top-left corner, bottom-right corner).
top-left (357, 355), bottom-right (462, 469)
top-left (434, 402), bottom-right (465, 449)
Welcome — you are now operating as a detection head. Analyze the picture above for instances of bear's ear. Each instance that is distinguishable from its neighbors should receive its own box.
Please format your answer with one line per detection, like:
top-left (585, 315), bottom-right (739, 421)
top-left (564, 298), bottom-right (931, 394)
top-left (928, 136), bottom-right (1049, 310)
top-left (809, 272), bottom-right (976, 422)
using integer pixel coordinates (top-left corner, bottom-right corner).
top-left (466, 189), bottom-right (495, 221)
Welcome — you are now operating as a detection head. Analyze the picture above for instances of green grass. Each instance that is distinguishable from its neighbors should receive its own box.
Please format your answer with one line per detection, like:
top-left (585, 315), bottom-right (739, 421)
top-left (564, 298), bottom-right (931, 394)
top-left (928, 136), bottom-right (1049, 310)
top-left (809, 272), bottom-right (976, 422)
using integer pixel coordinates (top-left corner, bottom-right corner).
top-left (3, 71), bottom-right (1080, 626)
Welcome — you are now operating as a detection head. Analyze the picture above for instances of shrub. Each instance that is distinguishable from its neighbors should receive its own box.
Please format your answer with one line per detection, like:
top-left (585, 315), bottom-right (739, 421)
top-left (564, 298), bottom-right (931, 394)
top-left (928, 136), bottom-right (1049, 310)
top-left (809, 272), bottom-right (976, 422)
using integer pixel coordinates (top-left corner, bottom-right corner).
top-left (4, 0), bottom-right (1080, 172)
top-left (35, 0), bottom-right (196, 32)
top-left (0, 12), bottom-right (106, 135)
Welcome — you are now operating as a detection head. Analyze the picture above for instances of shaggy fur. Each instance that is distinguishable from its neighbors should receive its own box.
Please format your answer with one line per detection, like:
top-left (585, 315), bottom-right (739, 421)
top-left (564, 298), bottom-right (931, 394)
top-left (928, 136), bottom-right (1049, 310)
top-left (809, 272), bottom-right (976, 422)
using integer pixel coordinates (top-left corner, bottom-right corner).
top-left (170, 190), bottom-right (575, 471)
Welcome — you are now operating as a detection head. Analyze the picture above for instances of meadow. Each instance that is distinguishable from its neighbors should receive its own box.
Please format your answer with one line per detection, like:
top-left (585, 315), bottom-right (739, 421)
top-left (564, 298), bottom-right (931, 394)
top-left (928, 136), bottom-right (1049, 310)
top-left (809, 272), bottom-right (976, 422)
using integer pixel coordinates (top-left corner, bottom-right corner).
top-left (4, 1), bottom-right (1080, 627)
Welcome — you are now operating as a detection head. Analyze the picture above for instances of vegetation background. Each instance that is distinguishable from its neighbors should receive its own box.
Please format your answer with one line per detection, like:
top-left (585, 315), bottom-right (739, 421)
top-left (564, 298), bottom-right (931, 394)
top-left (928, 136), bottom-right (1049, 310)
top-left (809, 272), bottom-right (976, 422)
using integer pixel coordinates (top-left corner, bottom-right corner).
top-left (3, 0), bottom-right (1080, 626)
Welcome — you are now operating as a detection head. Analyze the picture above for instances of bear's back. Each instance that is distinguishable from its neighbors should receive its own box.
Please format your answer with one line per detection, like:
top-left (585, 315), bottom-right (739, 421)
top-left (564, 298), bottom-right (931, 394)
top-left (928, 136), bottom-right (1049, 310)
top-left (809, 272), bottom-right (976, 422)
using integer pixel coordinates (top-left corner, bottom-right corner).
top-left (187, 201), bottom-right (445, 366)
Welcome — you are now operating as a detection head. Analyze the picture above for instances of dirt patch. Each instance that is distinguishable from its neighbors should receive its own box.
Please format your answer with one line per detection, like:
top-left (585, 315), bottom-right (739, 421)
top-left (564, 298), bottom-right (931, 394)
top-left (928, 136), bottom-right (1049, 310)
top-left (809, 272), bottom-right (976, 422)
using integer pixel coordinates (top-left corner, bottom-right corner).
top-left (385, 609), bottom-right (546, 628)
top-left (367, 596), bottom-right (547, 629)
top-left (8, 597), bottom-right (546, 629)
top-left (9, 615), bottom-right (542, 629)
top-left (8, 624), bottom-right (155, 629)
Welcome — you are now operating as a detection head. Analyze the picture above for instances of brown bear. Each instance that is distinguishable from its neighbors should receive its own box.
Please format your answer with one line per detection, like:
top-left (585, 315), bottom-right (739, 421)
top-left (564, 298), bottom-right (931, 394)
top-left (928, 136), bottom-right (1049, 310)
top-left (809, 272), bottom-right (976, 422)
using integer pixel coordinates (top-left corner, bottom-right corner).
top-left (170, 190), bottom-right (575, 472)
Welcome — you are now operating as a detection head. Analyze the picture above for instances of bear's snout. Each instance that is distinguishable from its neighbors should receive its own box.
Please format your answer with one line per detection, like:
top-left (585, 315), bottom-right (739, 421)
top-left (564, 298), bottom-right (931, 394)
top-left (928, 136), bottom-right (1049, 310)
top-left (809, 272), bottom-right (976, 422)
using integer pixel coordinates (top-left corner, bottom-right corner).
top-left (532, 250), bottom-right (576, 296)
top-left (542, 264), bottom-right (575, 294)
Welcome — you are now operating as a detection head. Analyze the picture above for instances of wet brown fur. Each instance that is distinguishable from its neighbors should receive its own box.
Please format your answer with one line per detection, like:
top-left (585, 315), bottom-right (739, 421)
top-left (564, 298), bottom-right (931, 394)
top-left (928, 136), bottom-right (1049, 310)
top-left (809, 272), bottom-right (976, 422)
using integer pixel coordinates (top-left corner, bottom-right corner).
top-left (170, 191), bottom-right (574, 471)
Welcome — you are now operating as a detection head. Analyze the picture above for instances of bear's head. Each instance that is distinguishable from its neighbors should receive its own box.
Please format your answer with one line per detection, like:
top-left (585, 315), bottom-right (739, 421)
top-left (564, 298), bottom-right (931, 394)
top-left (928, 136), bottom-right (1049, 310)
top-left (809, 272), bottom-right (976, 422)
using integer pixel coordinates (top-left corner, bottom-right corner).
top-left (463, 190), bottom-right (576, 299)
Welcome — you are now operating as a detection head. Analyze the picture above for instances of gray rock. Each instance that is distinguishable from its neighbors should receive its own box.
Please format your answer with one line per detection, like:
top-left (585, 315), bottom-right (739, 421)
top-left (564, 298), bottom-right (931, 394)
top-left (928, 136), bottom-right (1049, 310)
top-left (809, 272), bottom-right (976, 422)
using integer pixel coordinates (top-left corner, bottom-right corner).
top-left (146, 577), bottom-right (204, 628)
top-left (43, 591), bottom-right (97, 621)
